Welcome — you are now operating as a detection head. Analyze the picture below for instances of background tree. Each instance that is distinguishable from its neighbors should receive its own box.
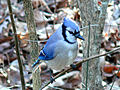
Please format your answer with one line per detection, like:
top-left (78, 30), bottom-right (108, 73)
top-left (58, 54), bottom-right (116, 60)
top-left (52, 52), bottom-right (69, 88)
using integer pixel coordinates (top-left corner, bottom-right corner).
top-left (23, 0), bottom-right (41, 89)
top-left (7, 0), bottom-right (25, 89)
top-left (77, 0), bottom-right (109, 89)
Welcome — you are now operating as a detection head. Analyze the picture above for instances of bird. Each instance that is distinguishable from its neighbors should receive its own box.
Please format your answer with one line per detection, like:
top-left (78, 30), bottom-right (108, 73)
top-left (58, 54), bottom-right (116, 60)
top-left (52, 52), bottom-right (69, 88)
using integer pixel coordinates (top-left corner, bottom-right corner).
top-left (32, 17), bottom-right (84, 82)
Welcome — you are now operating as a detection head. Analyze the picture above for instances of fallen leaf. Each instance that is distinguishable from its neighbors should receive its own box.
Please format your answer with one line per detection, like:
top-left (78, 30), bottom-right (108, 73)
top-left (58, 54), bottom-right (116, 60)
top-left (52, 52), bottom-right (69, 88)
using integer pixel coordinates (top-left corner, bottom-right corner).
top-left (103, 64), bottom-right (118, 73)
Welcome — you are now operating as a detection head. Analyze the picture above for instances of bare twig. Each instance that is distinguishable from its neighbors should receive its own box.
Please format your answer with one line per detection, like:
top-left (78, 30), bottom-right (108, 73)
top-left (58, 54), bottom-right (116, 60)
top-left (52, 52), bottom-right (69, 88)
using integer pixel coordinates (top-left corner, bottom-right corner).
top-left (86, 21), bottom-right (91, 90)
top-left (7, 0), bottom-right (25, 90)
top-left (53, 0), bottom-right (57, 32)
top-left (40, 47), bottom-right (120, 89)
top-left (39, 0), bottom-right (53, 14)
top-left (110, 68), bottom-right (120, 90)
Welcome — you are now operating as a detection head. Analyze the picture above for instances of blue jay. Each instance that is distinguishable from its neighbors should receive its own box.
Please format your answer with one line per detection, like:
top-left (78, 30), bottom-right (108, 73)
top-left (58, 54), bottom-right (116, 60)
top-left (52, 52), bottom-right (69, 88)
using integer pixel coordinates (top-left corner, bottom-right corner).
top-left (32, 17), bottom-right (84, 82)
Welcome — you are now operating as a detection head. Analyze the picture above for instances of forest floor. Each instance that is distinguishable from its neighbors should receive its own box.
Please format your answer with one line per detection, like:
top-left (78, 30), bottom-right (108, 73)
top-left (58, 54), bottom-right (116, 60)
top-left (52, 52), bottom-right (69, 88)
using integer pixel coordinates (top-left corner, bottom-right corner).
top-left (0, 0), bottom-right (120, 90)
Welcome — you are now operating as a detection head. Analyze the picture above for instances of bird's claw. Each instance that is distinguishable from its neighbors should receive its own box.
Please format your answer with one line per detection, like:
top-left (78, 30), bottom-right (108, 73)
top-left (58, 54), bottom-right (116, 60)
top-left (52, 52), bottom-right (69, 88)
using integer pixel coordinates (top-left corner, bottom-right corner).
top-left (50, 76), bottom-right (55, 83)
top-left (70, 64), bottom-right (77, 69)
top-left (49, 69), bottom-right (55, 83)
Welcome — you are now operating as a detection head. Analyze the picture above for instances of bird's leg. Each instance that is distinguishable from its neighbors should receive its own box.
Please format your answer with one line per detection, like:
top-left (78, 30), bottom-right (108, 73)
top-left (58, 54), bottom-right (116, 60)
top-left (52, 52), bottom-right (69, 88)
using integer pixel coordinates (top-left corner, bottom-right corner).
top-left (70, 64), bottom-right (77, 69)
top-left (49, 69), bottom-right (55, 83)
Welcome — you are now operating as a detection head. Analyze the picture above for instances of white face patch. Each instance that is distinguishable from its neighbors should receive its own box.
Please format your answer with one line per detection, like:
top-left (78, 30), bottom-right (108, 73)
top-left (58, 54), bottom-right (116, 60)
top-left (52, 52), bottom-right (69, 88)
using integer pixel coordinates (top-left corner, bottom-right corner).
top-left (66, 27), bottom-right (72, 31)
top-left (66, 30), bottom-right (76, 43)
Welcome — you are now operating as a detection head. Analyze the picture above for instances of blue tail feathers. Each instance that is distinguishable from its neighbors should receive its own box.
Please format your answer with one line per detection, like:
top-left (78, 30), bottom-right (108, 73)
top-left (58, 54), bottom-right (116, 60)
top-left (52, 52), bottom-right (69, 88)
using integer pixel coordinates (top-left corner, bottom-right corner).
top-left (32, 58), bottom-right (40, 68)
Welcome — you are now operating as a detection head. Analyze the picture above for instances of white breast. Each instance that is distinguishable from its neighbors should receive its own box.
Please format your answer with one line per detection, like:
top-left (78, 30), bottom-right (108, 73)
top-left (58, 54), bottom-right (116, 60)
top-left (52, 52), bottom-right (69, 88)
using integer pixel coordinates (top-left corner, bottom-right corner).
top-left (46, 41), bottom-right (78, 70)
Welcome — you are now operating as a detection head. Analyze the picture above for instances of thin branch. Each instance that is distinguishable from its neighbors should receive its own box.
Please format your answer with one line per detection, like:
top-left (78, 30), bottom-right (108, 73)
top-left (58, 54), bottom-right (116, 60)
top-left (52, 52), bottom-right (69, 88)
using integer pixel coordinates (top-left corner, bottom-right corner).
top-left (53, 0), bottom-right (57, 32)
top-left (86, 21), bottom-right (91, 90)
top-left (40, 47), bottom-right (120, 89)
top-left (110, 68), bottom-right (120, 90)
top-left (7, 0), bottom-right (25, 90)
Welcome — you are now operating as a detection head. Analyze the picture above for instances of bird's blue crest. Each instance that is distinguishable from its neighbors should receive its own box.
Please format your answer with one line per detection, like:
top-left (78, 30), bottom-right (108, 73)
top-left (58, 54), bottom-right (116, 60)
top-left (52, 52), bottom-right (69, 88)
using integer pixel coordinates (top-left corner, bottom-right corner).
top-left (63, 17), bottom-right (79, 32)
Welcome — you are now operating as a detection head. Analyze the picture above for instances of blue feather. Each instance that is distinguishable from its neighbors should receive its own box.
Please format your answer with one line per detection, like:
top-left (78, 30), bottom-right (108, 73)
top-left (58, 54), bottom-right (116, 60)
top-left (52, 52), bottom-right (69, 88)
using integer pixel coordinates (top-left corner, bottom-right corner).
top-left (63, 17), bottom-right (79, 32)
top-left (38, 49), bottom-right (55, 60)
top-left (32, 58), bottom-right (40, 68)
top-left (32, 49), bottom-right (55, 68)
top-left (32, 40), bottom-right (57, 68)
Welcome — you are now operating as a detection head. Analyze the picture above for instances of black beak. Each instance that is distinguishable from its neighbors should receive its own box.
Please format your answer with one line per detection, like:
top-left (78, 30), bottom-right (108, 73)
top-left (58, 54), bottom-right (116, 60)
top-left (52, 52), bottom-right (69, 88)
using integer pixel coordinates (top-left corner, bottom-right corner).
top-left (75, 34), bottom-right (85, 40)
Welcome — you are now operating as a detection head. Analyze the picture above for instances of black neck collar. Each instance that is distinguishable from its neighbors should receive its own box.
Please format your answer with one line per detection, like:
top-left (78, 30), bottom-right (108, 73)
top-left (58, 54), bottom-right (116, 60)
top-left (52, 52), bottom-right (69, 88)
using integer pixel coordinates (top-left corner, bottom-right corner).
top-left (62, 24), bottom-right (75, 44)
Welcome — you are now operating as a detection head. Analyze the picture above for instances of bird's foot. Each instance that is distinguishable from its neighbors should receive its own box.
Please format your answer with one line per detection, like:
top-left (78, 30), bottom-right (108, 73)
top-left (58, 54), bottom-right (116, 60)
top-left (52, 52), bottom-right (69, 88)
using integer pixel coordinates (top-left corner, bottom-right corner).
top-left (70, 64), bottom-right (77, 70)
top-left (49, 69), bottom-right (55, 83)
top-left (50, 76), bottom-right (55, 83)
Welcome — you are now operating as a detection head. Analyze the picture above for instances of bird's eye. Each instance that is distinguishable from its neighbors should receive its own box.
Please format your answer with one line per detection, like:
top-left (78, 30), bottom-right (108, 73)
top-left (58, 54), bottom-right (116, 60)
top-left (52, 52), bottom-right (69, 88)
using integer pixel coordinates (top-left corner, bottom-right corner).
top-left (68, 31), bottom-right (74, 34)
top-left (74, 30), bottom-right (80, 34)
top-left (68, 30), bottom-right (80, 36)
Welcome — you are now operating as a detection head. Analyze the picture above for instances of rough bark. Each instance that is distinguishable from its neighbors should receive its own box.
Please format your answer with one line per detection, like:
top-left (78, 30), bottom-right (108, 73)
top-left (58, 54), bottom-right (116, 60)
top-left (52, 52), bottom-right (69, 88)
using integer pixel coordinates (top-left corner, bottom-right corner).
top-left (7, 0), bottom-right (25, 89)
top-left (77, 0), bottom-right (109, 90)
top-left (23, 0), bottom-right (41, 90)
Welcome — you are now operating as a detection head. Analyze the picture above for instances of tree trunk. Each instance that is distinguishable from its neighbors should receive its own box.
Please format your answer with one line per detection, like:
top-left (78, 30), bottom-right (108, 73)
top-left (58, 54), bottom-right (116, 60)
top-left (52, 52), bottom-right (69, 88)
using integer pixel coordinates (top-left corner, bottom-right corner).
top-left (23, 0), bottom-right (41, 90)
top-left (77, 0), bottom-right (109, 90)
top-left (7, 0), bottom-right (25, 89)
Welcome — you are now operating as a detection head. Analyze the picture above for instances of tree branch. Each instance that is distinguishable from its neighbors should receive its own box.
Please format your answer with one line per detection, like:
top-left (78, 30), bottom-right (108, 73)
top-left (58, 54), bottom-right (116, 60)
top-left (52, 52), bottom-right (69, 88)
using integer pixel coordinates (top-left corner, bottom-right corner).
top-left (40, 47), bottom-right (120, 89)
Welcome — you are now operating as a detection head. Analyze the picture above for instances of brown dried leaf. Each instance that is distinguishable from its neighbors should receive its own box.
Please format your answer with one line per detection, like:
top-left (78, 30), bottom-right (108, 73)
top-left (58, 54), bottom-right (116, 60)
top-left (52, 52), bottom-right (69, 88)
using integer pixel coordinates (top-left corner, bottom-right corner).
top-left (103, 64), bottom-right (118, 74)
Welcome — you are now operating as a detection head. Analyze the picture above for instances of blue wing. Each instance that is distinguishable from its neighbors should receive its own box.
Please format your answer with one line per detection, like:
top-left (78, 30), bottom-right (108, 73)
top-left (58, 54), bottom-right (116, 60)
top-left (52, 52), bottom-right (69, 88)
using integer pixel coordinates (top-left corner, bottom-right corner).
top-left (32, 26), bottom-right (62, 68)
top-left (38, 47), bottom-right (55, 60)
top-left (32, 36), bottom-right (58, 68)
top-left (32, 45), bottom-right (56, 68)
top-left (38, 28), bottom-right (61, 60)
